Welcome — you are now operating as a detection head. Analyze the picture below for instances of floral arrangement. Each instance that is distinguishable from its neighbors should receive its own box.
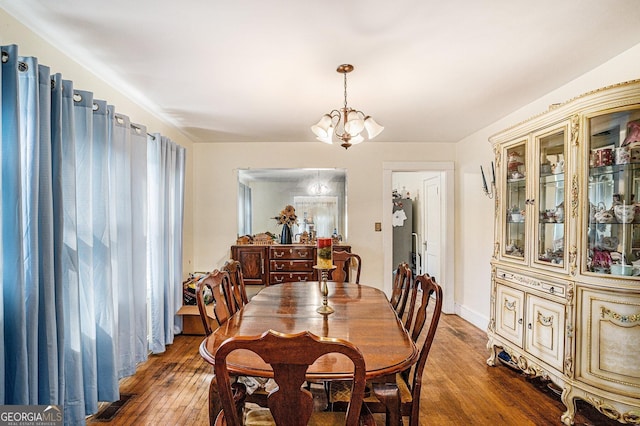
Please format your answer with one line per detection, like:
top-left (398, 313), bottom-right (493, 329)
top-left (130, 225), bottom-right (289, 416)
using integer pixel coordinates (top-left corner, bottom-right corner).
top-left (273, 205), bottom-right (298, 227)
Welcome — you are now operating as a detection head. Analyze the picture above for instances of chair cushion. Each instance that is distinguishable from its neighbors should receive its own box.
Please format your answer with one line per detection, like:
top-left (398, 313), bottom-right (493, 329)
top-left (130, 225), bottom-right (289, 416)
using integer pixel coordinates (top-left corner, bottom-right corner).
top-left (329, 375), bottom-right (412, 405)
top-left (237, 376), bottom-right (277, 394)
top-left (244, 403), bottom-right (347, 425)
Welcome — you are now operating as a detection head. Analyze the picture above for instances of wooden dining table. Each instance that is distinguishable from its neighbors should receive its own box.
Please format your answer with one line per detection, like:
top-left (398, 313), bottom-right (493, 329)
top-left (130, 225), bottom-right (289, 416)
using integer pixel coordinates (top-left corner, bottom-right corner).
top-left (199, 281), bottom-right (418, 381)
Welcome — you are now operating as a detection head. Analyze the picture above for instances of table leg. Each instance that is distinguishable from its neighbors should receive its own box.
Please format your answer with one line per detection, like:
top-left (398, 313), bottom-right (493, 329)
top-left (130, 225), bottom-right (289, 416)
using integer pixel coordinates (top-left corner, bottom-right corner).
top-left (209, 376), bottom-right (220, 426)
top-left (372, 382), bottom-right (402, 426)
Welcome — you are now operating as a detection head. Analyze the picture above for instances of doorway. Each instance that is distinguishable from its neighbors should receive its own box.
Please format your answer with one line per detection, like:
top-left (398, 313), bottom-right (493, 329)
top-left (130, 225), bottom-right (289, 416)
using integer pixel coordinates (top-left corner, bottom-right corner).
top-left (383, 162), bottom-right (455, 314)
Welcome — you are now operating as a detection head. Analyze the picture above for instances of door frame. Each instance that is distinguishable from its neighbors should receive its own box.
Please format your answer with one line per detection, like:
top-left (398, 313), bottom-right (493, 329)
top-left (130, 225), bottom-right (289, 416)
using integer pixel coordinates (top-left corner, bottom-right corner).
top-left (382, 162), bottom-right (455, 314)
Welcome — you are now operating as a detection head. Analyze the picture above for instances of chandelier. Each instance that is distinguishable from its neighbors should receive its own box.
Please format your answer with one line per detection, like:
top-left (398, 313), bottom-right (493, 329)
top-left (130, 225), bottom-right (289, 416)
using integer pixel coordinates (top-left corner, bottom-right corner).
top-left (311, 64), bottom-right (384, 149)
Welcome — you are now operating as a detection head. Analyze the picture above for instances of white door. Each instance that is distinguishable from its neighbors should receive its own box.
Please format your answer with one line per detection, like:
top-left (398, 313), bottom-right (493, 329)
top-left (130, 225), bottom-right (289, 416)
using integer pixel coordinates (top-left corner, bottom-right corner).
top-left (423, 175), bottom-right (441, 281)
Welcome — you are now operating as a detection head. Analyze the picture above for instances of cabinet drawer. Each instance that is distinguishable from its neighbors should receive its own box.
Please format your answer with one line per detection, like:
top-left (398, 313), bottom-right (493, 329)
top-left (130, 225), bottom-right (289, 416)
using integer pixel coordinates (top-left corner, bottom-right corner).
top-left (495, 268), bottom-right (566, 297)
top-left (270, 272), bottom-right (314, 284)
top-left (270, 246), bottom-right (314, 260)
top-left (270, 259), bottom-right (314, 272)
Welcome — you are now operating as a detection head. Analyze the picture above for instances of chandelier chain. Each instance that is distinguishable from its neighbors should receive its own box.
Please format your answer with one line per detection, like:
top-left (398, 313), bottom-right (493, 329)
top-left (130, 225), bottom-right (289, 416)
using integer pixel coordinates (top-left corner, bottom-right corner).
top-left (343, 72), bottom-right (348, 111)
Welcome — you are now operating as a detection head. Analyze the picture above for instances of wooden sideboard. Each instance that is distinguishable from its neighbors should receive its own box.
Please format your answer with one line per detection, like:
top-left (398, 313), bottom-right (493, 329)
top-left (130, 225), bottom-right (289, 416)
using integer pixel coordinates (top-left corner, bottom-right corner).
top-left (231, 244), bottom-right (351, 286)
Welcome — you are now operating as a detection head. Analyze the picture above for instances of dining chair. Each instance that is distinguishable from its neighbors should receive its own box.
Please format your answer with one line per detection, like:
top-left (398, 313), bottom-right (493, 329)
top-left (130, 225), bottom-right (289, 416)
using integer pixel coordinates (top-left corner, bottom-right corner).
top-left (331, 250), bottom-right (362, 284)
top-left (223, 259), bottom-right (250, 311)
top-left (196, 269), bottom-right (246, 425)
top-left (389, 262), bottom-right (412, 320)
top-left (195, 270), bottom-right (233, 335)
top-left (329, 274), bottom-right (443, 426)
top-left (214, 329), bottom-right (376, 426)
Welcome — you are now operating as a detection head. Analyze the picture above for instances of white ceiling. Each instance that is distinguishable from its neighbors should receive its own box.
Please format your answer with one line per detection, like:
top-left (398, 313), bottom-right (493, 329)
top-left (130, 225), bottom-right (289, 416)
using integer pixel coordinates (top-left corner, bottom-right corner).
top-left (2, 0), bottom-right (640, 144)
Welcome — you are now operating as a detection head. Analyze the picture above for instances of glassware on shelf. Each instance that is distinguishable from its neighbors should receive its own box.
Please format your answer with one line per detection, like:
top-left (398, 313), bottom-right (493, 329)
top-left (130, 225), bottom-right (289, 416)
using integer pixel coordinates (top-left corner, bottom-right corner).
top-left (586, 110), bottom-right (640, 277)
top-left (536, 130), bottom-right (566, 267)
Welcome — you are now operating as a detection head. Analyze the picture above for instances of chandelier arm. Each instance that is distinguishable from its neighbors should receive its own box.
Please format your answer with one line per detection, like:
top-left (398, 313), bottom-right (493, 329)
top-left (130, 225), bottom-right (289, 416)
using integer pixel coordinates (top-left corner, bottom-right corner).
top-left (327, 109), bottom-right (347, 139)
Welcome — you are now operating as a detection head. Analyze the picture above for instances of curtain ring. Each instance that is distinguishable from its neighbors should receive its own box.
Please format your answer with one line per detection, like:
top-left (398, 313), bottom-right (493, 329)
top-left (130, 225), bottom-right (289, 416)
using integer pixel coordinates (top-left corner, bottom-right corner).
top-left (1, 51), bottom-right (8, 63)
top-left (18, 61), bottom-right (28, 72)
top-left (73, 93), bottom-right (82, 102)
top-left (92, 102), bottom-right (99, 111)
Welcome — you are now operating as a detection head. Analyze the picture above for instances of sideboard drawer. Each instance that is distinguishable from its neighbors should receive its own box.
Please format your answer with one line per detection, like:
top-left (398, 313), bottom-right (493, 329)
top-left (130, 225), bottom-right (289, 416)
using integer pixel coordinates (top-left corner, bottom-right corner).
top-left (270, 259), bottom-right (314, 272)
top-left (270, 272), bottom-right (314, 284)
top-left (269, 246), bottom-right (314, 260)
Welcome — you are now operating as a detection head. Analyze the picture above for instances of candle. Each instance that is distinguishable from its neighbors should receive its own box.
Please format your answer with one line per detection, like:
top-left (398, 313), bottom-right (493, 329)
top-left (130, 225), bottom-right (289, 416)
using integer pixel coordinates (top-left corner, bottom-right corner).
top-left (480, 165), bottom-right (488, 192)
top-left (317, 238), bottom-right (333, 269)
top-left (491, 161), bottom-right (495, 185)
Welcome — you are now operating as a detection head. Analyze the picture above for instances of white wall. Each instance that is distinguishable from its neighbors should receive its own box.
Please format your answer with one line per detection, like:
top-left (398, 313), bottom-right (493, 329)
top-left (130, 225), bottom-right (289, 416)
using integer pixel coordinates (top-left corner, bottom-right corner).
top-left (192, 142), bottom-right (456, 289)
top-left (0, 8), bottom-right (196, 277)
top-left (455, 42), bottom-right (640, 330)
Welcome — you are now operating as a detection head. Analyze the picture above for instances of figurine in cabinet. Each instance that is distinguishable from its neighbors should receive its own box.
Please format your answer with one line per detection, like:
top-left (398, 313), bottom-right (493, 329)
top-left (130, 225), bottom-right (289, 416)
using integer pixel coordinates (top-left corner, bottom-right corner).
top-left (507, 151), bottom-right (523, 172)
top-left (614, 204), bottom-right (636, 223)
top-left (591, 248), bottom-right (612, 273)
top-left (551, 160), bottom-right (564, 174)
top-left (593, 203), bottom-right (615, 224)
top-left (621, 119), bottom-right (640, 147)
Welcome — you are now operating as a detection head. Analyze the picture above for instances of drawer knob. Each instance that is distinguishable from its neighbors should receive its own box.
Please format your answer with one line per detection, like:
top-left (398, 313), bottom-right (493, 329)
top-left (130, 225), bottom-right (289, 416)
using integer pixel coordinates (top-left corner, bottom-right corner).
top-left (549, 287), bottom-right (555, 294)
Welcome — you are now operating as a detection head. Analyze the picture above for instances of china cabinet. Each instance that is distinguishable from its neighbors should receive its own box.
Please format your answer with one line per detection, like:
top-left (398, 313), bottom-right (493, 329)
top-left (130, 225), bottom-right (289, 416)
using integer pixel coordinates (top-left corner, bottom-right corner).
top-left (487, 80), bottom-right (640, 425)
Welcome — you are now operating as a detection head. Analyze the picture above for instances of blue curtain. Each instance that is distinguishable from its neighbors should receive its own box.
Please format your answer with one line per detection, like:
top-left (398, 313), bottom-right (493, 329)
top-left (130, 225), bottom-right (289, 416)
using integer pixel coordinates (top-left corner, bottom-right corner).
top-left (148, 134), bottom-right (185, 353)
top-left (1, 44), bottom-right (186, 425)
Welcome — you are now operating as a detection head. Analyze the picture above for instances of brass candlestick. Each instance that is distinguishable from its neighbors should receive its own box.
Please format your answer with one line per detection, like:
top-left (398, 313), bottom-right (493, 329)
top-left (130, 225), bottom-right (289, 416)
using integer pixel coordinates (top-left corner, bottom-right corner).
top-left (314, 265), bottom-right (336, 315)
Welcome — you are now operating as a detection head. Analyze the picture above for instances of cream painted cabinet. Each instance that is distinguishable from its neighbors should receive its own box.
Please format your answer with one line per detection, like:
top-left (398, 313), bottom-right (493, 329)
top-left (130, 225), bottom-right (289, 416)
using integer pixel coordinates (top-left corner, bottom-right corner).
top-left (487, 80), bottom-right (640, 425)
top-left (494, 280), bottom-right (566, 372)
top-left (495, 283), bottom-right (524, 347)
top-left (571, 287), bottom-right (640, 424)
top-left (496, 122), bottom-right (574, 276)
top-left (490, 268), bottom-right (570, 377)
top-left (524, 293), bottom-right (566, 372)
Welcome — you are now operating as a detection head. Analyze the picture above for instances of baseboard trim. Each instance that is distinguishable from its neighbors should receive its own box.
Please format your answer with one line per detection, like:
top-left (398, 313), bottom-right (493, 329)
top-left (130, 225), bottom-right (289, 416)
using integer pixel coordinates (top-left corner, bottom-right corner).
top-left (455, 303), bottom-right (489, 332)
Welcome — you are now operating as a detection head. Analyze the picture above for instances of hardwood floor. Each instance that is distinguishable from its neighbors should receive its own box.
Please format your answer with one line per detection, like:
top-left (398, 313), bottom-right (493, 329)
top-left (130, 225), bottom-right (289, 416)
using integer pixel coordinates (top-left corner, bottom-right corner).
top-left (87, 313), bottom-right (619, 425)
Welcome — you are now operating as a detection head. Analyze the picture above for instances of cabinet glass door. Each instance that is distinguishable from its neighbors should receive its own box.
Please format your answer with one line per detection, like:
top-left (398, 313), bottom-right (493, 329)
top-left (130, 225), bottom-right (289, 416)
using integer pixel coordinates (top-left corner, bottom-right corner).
top-left (504, 143), bottom-right (527, 260)
top-left (587, 109), bottom-right (640, 277)
top-left (536, 130), bottom-right (566, 267)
